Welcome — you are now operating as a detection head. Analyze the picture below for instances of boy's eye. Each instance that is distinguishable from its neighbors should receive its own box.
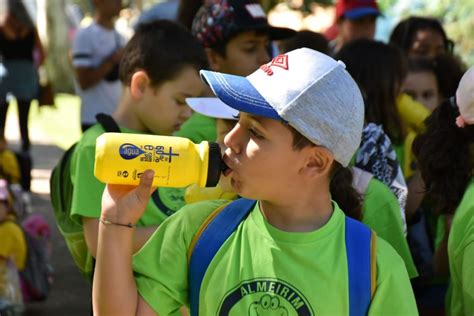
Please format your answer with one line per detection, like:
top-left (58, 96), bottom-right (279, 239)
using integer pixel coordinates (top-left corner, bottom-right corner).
top-left (176, 99), bottom-right (187, 106)
top-left (242, 45), bottom-right (257, 54)
top-left (248, 127), bottom-right (263, 139)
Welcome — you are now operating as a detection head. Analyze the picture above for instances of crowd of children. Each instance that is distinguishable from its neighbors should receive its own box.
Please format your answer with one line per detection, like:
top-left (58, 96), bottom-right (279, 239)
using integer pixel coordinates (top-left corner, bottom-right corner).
top-left (2, 0), bottom-right (473, 315)
top-left (82, 0), bottom-right (474, 315)
top-left (86, 0), bottom-right (472, 315)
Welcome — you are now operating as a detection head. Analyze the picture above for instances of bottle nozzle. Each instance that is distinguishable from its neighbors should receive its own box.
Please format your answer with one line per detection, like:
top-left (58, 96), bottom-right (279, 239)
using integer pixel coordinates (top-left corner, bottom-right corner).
top-left (221, 160), bottom-right (230, 174)
top-left (206, 142), bottom-right (223, 187)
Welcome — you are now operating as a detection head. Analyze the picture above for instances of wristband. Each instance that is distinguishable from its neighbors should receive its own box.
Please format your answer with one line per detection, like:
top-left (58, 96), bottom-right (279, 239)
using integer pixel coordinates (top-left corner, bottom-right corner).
top-left (99, 217), bottom-right (136, 228)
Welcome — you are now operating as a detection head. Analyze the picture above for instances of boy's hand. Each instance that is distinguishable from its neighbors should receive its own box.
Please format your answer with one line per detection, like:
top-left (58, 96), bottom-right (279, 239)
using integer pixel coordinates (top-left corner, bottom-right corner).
top-left (101, 170), bottom-right (155, 227)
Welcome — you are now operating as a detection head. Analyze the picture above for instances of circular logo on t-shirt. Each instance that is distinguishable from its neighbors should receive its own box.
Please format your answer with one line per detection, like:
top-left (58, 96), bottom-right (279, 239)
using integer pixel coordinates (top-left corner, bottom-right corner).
top-left (218, 278), bottom-right (314, 315)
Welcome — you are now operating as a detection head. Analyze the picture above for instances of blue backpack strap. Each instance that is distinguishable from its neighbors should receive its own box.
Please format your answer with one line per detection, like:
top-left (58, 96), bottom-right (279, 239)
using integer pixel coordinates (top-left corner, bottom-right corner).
top-left (345, 216), bottom-right (377, 316)
top-left (188, 198), bottom-right (257, 316)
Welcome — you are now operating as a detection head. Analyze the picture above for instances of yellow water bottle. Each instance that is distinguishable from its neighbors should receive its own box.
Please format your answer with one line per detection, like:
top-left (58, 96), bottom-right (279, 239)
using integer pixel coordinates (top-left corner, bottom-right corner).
top-left (396, 93), bottom-right (430, 133)
top-left (94, 133), bottom-right (222, 188)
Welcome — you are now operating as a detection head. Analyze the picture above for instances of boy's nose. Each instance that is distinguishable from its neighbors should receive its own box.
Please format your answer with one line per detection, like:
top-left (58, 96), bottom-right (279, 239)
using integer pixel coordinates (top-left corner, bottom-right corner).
top-left (181, 105), bottom-right (193, 120)
top-left (224, 124), bottom-right (242, 154)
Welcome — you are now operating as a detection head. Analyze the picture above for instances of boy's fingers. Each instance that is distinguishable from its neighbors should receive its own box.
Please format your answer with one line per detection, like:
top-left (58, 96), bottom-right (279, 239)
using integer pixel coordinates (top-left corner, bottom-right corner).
top-left (136, 170), bottom-right (155, 200)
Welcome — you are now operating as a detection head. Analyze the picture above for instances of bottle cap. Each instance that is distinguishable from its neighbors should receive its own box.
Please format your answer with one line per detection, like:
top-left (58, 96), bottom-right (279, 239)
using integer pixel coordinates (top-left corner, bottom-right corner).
top-left (206, 142), bottom-right (223, 187)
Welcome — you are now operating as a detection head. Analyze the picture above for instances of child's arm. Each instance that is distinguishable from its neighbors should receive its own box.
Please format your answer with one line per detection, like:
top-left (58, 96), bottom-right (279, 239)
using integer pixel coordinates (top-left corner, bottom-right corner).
top-left (33, 28), bottom-right (45, 67)
top-left (93, 170), bottom-right (156, 315)
top-left (72, 27), bottom-right (123, 90)
top-left (82, 217), bottom-right (158, 258)
top-left (75, 140), bottom-right (159, 258)
top-left (74, 49), bottom-right (123, 90)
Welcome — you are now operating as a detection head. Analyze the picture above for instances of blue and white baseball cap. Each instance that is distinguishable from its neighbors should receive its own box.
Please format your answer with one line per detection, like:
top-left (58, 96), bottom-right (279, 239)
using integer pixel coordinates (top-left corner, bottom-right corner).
top-left (186, 97), bottom-right (238, 120)
top-left (200, 48), bottom-right (365, 166)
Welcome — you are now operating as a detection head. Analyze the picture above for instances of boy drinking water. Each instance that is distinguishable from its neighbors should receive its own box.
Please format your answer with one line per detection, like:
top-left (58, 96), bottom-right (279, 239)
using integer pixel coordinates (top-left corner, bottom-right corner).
top-left (93, 48), bottom-right (417, 315)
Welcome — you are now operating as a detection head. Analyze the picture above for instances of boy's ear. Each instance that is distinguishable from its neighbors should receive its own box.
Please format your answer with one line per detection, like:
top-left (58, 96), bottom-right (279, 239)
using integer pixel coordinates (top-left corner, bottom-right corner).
top-left (302, 147), bottom-right (335, 178)
top-left (130, 71), bottom-right (150, 100)
top-left (205, 48), bottom-right (224, 72)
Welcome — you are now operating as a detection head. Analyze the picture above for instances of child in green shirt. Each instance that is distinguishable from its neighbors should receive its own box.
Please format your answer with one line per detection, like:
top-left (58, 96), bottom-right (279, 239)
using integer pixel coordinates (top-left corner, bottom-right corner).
top-left (413, 66), bottom-right (474, 316)
top-left (93, 48), bottom-right (417, 315)
top-left (70, 20), bottom-right (208, 269)
top-left (185, 98), bottom-right (417, 279)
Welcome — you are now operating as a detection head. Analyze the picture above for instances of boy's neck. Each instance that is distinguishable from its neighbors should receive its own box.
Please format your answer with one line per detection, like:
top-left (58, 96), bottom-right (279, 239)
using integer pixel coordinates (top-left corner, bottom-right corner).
top-left (95, 13), bottom-right (115, 30)
top-left (112, 94), bottom-right (146, 132)
top-left (259, 195), bottom-right (334, 232)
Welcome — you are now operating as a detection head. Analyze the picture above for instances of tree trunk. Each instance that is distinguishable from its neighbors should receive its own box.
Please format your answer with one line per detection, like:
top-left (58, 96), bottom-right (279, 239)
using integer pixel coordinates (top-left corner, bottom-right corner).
top-left (44, 0), bottom-right (74, 93)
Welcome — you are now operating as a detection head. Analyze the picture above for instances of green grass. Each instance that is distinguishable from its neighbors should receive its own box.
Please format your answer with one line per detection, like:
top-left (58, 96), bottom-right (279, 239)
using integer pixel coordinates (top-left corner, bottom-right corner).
top-left (7, 93), bottom-right (82, 150)
top-left (32, 93), bottom-right (82, 149)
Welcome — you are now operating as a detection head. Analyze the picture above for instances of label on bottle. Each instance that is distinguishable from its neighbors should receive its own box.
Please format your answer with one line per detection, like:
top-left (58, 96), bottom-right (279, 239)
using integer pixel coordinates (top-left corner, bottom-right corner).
top-left (95, 133), bottom-right (209, 187)
top-left (118, 143), bottom-right (180, 163)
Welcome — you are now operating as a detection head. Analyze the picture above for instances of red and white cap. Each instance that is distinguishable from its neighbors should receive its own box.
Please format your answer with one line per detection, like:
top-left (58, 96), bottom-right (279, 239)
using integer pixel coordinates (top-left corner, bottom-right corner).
top-left (200, 48), bottom-right (365, 166)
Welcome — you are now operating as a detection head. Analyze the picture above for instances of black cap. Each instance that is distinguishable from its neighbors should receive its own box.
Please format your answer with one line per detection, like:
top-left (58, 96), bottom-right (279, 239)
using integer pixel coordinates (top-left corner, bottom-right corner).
top-left (191, 0), bottom-right (295, 48)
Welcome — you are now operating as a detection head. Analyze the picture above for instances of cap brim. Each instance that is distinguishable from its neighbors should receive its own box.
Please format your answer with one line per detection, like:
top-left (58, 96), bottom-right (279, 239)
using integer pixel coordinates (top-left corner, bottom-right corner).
top-left (200, 70), bottom-right (281, 120)
top-left (344, 7), bottom-right (380, 20)
top-left (186, 97), bottom-right (239, 120)
top-left (239, 24), bottom-right (296, 41)
top-left (268, 26), bottom-right (296, 40)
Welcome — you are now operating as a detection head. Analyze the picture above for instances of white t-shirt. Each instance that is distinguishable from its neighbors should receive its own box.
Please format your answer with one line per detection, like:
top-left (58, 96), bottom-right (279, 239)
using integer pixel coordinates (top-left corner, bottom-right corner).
top-left (72, 22), bottom-right (126, 125)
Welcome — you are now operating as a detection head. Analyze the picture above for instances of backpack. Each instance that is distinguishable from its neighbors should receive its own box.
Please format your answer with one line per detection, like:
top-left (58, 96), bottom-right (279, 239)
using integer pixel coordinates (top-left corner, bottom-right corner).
top-left (188, 198), bottom-right (377, 316)
top-left (49, 113), bottom-right (120, 281)
top-left (19, 214), bottom-right (53, 302)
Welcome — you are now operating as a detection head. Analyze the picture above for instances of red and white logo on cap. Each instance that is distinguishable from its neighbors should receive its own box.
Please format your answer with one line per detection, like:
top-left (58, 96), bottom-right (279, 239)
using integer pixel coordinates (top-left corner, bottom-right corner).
top-left (260, 54), bottom-right (289, 76)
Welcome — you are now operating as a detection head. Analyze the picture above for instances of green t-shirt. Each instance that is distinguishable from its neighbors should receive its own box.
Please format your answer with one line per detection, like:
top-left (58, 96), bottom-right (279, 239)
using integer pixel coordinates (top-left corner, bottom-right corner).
top-left (133, 200), bottom-right (418, 315)
top-left (70, 124), bottom-right (183, 226)
top-left (362, 178), bottom-right (418, 279)
top-left (446, 178), bottom-right (474, 316)
top-left (174, 112), bottom-right (217, 143)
